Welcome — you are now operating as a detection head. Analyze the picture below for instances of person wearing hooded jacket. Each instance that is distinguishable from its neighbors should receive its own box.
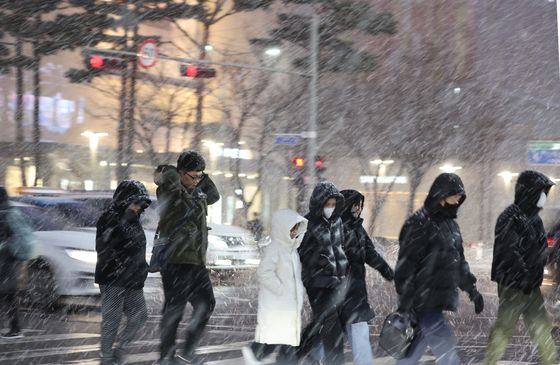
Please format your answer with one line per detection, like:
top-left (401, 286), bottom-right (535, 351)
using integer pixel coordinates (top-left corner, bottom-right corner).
top-left (0, 187), bottom-right (34, 339)
top-left (339, 189), bottom-right (394, 365)
top-left (394, 173), bottom-right (483, 365)
top-left (241, 209), bottom-right (308, 365)
top-left (155, 151), bottom-right (220, 365)
top-left (95, 180), bottom-right (152, 365)
top-left (484, 170), bottom-right (558, 365)
top-left (297, 181), bottom-right (349, 365)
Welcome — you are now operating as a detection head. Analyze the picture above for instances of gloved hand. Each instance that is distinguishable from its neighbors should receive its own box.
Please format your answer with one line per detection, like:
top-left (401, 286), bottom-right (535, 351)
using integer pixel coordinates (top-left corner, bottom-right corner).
top-left (469, 289), bottom-right (484, 314)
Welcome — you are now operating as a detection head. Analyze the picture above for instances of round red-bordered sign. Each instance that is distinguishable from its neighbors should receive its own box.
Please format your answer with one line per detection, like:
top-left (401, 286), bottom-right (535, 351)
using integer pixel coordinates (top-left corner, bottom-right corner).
top-left (137, 39), bottom-right (159, 69)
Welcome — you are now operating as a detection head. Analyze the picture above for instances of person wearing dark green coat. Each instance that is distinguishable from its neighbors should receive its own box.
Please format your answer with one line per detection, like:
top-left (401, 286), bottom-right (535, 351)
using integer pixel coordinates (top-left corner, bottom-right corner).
top-left (155, 151), bottom-right (220, 365)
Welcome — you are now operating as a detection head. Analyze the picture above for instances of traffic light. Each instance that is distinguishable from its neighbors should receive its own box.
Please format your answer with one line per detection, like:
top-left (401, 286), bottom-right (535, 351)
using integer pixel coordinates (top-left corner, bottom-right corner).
top-left (87, 54), bottom-right (127, 71)
top-left (180, 64), bottom-right (216, 78)
top-left (315, 155), bottom-right (326, 173)
top-left (292, 157), bottom-right (305, 170)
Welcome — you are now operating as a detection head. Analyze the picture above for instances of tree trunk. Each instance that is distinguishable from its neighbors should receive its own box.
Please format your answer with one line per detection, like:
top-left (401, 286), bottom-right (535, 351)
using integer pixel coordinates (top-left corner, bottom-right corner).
top-left (407, 167), bottom-right (423, 215)
top-left (125, 24), bottom-right (139, 179)
top-left (191, 24), bottom-right (210, 151)
top-left (116, 63), bottom-right (129, 182)
top-left (15, 37), bottom-right (26, 187)
top-left (32, 31), bottom-right (42, 187)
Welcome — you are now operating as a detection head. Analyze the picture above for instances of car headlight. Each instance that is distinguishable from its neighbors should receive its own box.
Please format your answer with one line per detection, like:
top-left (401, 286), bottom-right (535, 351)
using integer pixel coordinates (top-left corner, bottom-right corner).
top-left (65, 249), bottom-right (97, 264)
top-left (208, 235), bottom-right (228, 250)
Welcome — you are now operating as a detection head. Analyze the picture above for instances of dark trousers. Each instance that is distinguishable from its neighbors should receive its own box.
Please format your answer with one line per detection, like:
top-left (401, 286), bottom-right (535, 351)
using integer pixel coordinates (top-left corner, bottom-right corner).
top-left (250, 342), bottom-right (297, 364)
top-left (299, 287), bottom-right (345, 365)
top-left (1, 292), bottom-right (20, 332)
top-left (159, 264), bottom-right (216, 359)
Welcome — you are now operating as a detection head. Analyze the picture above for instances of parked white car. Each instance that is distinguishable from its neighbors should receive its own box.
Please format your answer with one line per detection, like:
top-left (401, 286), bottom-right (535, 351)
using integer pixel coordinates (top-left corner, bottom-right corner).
top-left (12, 197), bottom-right (260, 308)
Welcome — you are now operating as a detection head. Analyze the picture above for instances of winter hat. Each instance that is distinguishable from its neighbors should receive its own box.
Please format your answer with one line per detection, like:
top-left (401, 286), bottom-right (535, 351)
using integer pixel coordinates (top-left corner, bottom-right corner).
top-left (0, 187), bottom-right (8, 205)
top-left (177, 150), bottom-right (206, 171)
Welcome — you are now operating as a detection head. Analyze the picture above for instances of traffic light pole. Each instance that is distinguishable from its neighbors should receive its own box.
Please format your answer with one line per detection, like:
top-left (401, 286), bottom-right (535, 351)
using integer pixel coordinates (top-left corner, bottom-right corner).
top-left (83, 47), bottom-right (309, 77)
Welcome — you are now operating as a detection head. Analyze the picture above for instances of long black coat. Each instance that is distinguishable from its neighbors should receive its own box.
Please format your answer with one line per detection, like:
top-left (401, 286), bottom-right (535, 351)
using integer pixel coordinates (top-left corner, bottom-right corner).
top-left (394, 173), bottom-right (477, 313)
top-left (339, 190), bottom-right (394, 324)
top-left (298, 182), bottom-right (349, 289)
top-left (95, 180), bottom-right (152, 289)
top-left (491, 170), bottom-right (555, 291)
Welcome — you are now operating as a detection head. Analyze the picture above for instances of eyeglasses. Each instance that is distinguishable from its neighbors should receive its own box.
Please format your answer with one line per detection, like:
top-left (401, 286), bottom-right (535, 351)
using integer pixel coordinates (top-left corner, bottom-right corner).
top-left (185, 172), bottom-right (205, 181)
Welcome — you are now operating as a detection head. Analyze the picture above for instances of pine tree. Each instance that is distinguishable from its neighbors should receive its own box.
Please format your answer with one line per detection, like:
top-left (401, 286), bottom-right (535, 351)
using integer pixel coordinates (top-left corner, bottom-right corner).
top-left (170, 0), bottom-right (275, 150)
top-left (0, 0), bottom-right (108, 186)
top-left (66, 0), bottom-right (202, 181)
top-left (254, 0), bottom-right (396, 73)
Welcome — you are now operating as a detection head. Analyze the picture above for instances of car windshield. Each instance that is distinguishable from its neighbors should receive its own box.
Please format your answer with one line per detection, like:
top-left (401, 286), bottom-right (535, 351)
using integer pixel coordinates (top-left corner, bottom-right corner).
top-left (14, 199), bottom-right (101, 231)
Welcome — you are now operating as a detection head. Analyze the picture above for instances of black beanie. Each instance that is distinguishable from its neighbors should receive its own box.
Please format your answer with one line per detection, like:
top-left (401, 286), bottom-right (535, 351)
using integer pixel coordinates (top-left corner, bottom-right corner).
top-left (177, 150), bottom-right (206, 171)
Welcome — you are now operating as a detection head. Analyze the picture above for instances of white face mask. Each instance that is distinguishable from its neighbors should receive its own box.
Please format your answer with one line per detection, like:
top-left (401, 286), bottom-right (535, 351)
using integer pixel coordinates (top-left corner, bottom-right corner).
top-left (323, 207), bottom-right (335, 219)
top-left (537, 191), bottom-right (547, 208)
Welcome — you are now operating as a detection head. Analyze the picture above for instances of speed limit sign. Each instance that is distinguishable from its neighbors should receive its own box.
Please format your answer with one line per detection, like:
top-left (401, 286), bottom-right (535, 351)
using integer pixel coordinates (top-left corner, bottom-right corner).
top-left (137, 39), bottom-right (159, 69)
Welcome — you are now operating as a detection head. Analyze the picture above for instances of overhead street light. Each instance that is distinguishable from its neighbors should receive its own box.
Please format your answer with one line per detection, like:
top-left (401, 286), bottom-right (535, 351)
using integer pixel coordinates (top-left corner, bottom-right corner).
top-left (439, 164), bottom-right (463, 173)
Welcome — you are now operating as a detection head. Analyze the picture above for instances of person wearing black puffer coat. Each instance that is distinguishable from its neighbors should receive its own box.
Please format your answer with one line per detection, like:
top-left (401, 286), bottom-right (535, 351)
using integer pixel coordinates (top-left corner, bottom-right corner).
top-left (339, 189), bottom-right (394, 365)
top-left (394, 173), bottom-right (483, 365)
top-left (95, 180), bottom-right (152, 365)
top-left (484, 170), bottom-right (558, 365)
top-left (297, 181), bottom-right (348, 365)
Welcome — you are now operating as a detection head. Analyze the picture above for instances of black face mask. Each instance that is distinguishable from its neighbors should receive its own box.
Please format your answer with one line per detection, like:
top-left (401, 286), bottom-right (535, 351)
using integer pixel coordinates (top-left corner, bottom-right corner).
top-left (123, 208), bottom-right (140, 223)
top-left (438, 203), bottom-right (460, 219)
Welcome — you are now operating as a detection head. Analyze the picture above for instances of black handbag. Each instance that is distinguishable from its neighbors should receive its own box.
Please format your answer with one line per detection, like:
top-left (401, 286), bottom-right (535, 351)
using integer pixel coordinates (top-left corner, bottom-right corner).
top-left (148, 230), bottom-right (168, 273)
top-left (379, 312), bottom-right (416, 359)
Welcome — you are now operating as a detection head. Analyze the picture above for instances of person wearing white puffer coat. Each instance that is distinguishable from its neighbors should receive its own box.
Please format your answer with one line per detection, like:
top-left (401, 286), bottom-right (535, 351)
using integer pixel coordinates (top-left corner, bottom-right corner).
top-left (242, 209), bottom-right (308, 365)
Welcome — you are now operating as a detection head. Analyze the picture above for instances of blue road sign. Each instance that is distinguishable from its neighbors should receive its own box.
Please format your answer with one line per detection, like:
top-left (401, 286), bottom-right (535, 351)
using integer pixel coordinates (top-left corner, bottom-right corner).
top-left (528, 149), bottom-right (560, 165)
top-left (528, 141), bottom-right (560, 165)
top-left (273, 134), bottom-right (301, 145)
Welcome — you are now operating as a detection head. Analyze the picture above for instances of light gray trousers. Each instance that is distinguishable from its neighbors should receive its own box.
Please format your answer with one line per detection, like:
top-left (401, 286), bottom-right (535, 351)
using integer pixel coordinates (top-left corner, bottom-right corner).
top-left (100, 285), bottom-right (147, 357)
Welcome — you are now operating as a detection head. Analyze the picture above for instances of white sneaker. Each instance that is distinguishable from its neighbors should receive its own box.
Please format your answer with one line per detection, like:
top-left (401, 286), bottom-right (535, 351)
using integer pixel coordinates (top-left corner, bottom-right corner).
top-left (242, 346), bottom-right (262, 365)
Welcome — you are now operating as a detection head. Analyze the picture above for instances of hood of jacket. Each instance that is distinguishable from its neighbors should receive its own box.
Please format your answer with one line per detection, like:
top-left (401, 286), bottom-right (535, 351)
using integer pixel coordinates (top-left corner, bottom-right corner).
top-left (111, 180), bottom-right (152, 213)
top-left (307, 181), bottom-right (344, 221)
top-left (424, 173), bottom-right (466, 218)
top-left (514, 170), bottom-right (555, 216)
top-left (271, 209), bottom-right (308, 248)
top-left (339, 189), bottom-right (364, 226)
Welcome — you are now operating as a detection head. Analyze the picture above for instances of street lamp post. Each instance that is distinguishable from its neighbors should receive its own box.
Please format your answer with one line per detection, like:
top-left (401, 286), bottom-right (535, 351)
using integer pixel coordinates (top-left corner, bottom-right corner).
top-left (305, 12), bottom-right (320, 203)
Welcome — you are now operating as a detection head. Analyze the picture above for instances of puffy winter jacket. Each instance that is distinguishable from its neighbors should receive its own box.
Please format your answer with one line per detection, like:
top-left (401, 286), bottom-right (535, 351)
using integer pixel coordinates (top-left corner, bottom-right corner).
top-left (95, 180), bottom-right (151, 289)
top-left (255, 209), bottom-right (307, 346)
top-left (298, 181), bottom-right (349, 289)
top-left (339, 189), bottom-right (394, 324)
top-left (491, 170), bottom-right (555, 291)
top-left (155, 166), bottom-right (220, 266)
top-left (395, 173), bottom-right (477, 313)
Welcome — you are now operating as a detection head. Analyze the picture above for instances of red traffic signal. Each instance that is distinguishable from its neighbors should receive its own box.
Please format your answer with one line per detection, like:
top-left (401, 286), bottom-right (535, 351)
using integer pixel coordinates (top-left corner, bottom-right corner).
top-left (292, 157), bottom-right (305, 169)
top-left (315, 156), bottom-right (326, 171)
top-left (88, 55), bottom-right (127, 71)
top-left (180, 64), bottom-right (216, 78)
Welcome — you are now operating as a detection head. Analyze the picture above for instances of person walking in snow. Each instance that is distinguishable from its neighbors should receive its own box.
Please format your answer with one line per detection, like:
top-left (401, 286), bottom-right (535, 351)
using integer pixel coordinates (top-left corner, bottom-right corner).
top-left (394, 173), bottom-right (483, 365)
top-left (242, 209), bottom-right (308, 365)
top-left (484, 170), bottom-right (558, 365)
top-left (0, 187), bottom-right (35, 339)
top-left (298, 181), bottom-right (349, 365)
top-left (339, 189), bottom-right (394, 365)
top-left (155, 151), bottom-right (220, 365)
top-left (95, 180), bottom-right (152, 365)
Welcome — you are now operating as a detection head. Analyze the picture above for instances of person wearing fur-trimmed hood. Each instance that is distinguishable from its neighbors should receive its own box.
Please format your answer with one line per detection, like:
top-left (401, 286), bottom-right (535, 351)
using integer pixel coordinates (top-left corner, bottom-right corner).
top-left (242, 209), bottom-right (308, 365)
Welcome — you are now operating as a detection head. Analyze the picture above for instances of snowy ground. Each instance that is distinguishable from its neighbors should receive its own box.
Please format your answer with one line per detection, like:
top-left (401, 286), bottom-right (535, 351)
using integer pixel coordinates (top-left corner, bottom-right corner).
top-left (1, 249), bottom-right (560, 364)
